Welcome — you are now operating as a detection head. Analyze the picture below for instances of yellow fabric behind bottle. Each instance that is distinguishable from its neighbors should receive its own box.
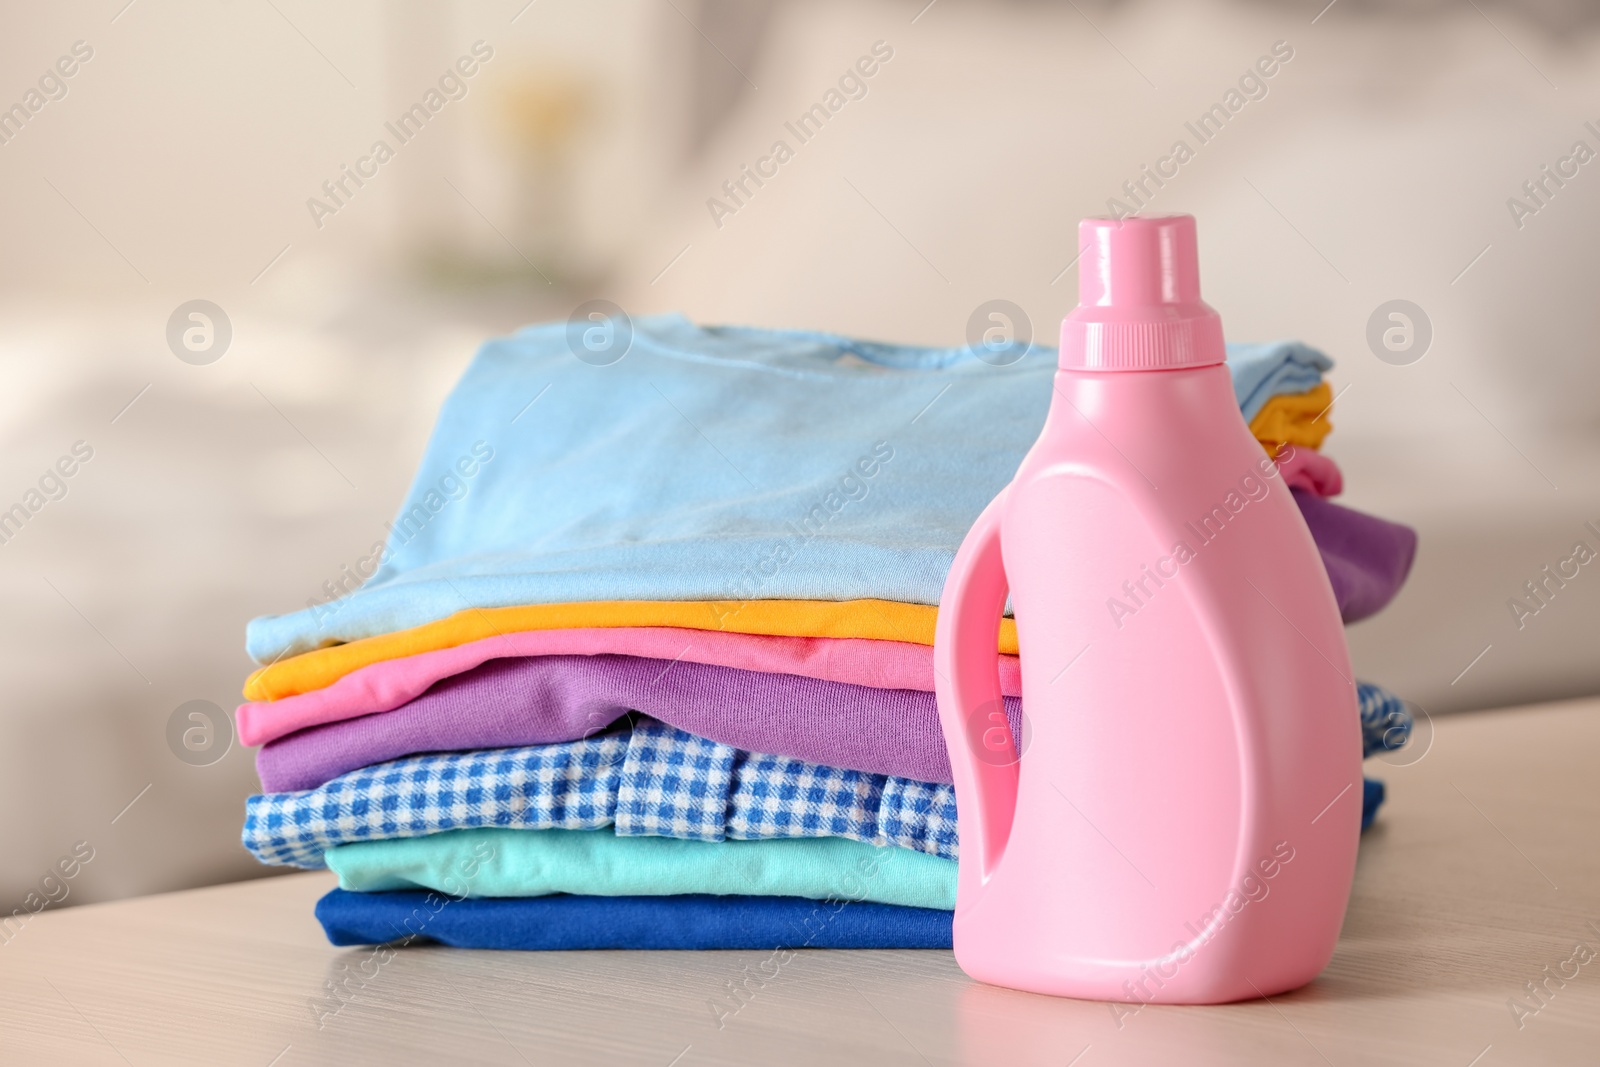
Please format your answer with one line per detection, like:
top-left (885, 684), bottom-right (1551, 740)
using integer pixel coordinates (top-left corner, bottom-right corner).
top-left (1250, 382), bottom-right (1333, 453)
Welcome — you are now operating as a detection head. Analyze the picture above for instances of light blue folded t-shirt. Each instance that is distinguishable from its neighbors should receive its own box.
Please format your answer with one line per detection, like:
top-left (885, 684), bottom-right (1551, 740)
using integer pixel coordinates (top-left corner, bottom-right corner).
top-left (247, 314), bottom-right (1330, 663)
top-left (326, 827), bottom-right (958, 910)
top-left (1230, 338), bottom-right (1331, 423)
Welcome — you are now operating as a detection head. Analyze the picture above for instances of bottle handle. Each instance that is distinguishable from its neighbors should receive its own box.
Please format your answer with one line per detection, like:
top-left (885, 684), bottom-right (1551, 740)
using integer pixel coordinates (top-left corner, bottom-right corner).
top-left (934, 491), bottom-right (1017, 893)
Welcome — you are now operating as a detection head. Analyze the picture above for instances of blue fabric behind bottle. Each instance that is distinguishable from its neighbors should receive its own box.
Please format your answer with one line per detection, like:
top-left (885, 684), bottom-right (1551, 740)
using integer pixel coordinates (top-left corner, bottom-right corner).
top-left (248, 314), bottom-right (1332, 663)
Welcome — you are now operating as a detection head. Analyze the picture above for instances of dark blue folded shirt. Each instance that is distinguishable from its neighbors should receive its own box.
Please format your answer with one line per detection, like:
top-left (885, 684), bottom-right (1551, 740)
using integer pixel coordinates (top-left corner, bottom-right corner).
top-left (316, 889), bottom-right (955, 949)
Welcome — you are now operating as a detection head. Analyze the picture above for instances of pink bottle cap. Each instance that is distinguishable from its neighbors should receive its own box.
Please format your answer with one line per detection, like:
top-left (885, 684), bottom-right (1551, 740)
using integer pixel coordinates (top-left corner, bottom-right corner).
top-left (1059, 214), bottom-right (1225, 371)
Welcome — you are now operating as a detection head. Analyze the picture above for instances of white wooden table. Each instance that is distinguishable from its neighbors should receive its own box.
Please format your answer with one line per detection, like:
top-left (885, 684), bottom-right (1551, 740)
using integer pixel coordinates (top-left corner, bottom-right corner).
top-left (3, 698), bottom-right (1597, 1065)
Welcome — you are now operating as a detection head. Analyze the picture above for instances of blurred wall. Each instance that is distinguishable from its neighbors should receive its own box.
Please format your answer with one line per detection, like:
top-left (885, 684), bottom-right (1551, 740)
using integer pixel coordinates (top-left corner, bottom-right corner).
top-left (0, 0), bottom-right (1596, 911)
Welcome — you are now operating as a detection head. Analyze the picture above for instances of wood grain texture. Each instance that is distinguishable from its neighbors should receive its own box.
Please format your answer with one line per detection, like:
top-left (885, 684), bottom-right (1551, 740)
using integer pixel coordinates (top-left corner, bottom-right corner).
top-left (2, 698), bottom-right (1597, 1065)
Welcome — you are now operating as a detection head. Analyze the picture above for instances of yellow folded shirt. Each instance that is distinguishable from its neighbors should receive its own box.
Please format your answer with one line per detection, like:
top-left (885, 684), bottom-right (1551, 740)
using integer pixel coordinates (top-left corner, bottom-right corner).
top-left (1250, 382), bottom-right (1332, 454)
top-left (244, 598), bottom-right (1020, 702)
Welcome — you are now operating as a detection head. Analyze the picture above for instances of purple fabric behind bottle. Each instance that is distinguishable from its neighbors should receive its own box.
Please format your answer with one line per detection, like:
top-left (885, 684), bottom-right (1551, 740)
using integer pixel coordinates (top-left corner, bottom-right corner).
top-left (256, 493), bottom-right (1415, 793)
top-left (1293, 488), bottom-right (1417, 624)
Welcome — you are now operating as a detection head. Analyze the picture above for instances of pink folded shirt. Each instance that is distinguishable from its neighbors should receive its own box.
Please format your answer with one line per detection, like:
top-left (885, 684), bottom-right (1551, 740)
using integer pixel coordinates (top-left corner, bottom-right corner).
top-left (1276, 446), bottom-right (1343, 497)
top-left (238, 626), bottom-right (1024, 748)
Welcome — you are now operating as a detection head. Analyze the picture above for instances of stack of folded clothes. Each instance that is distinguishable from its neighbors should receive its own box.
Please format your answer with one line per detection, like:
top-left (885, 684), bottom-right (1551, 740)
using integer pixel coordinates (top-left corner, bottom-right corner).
top-left (238, 314), bottom-right (1417, 951)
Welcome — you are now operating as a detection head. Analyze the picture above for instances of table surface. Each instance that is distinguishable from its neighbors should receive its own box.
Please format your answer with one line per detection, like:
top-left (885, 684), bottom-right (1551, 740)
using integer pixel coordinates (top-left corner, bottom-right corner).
top-left (3, 698), bottom-right (1598, 1066)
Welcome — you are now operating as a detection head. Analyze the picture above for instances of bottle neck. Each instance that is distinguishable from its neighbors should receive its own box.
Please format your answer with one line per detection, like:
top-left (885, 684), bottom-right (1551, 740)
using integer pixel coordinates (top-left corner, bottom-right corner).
top-left (1045, 362), bottom-right (1236, 429)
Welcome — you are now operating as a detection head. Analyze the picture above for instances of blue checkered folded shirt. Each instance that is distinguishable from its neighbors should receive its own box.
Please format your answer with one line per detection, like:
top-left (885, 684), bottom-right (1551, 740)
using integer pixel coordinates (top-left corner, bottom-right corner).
top-left (1359, 680), bottom-right (1411, 753)
top-left (243, 683), bottom-right (1407, 869)
top-left (243, 716), bottom-right (959, 868)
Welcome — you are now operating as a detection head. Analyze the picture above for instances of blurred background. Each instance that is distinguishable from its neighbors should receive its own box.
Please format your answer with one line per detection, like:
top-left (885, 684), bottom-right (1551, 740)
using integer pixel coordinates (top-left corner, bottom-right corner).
top-left (2, 0), bottom-right (1597, 908)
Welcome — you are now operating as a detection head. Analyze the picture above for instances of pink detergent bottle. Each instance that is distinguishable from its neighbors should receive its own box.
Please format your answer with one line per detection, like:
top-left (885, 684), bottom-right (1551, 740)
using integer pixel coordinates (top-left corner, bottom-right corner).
top-left (934, 214), bottom-right (1360, 1005)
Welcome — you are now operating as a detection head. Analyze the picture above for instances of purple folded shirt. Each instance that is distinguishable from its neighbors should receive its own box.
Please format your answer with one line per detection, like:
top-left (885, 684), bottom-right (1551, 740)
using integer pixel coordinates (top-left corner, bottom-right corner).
top-left (1293, 488), bottom-right (1417, 624)
top-left (256, 493), bottom-right (1415, 793)
top-left (256, 653), bottom-right (1010, 791)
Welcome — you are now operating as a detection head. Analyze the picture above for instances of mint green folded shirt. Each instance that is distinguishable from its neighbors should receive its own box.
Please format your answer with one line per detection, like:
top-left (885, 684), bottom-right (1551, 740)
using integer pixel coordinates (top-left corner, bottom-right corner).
top-left (325, 827), bottom-right (957, 910)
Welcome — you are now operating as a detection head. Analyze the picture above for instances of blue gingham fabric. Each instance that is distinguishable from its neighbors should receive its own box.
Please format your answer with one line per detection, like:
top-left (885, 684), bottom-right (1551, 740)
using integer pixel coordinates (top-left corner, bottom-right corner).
top-left (243, 717), bottom-right (957, 869)
top-left (244, 684), bottom-right (1408, 869)
top-left (1359, 681), bottom-right (1411, 755)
